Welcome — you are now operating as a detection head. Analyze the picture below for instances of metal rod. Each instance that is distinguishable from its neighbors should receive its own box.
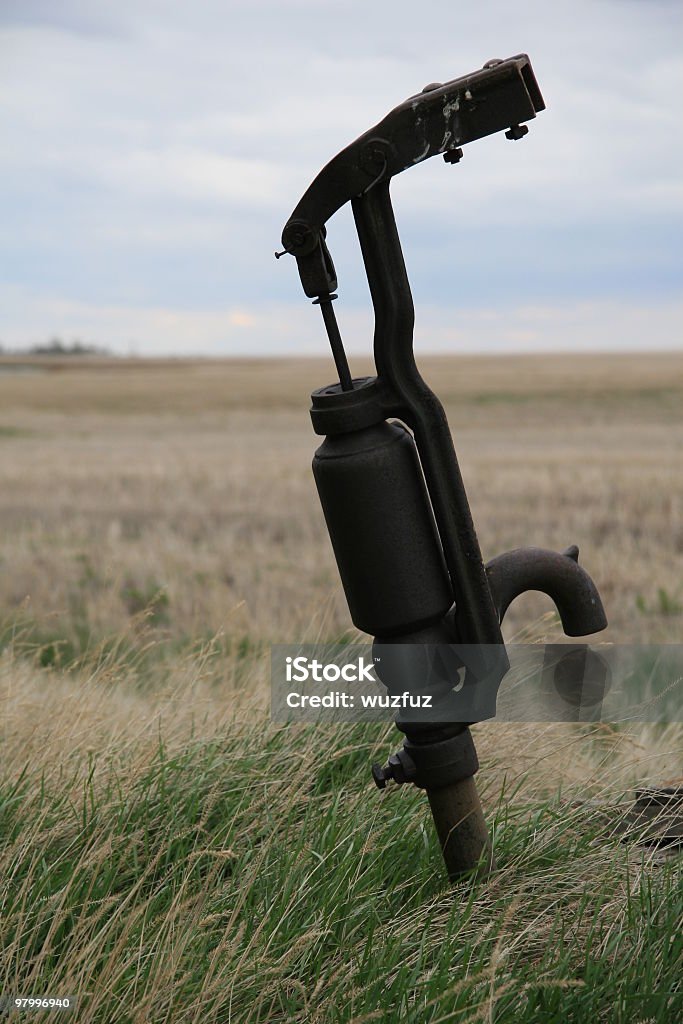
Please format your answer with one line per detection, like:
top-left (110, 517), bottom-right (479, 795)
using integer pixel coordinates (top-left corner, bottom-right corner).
top-left (427, 778), bottom-right (495, 881)
top-left (317, 296), bottom-right (353, 392)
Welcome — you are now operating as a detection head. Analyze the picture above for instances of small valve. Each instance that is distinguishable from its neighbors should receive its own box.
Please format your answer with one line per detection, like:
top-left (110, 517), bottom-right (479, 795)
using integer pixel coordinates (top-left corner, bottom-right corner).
top-left (371, 750), bottom-right (416, 789)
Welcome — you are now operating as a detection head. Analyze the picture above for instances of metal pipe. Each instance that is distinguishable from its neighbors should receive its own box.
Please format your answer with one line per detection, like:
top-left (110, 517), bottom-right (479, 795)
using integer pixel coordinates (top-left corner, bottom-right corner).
top-left (428, 778), bottom-right (495, 881)
top-left (351, 181), bottom-right (505, 652)
top-left (485, 545), bottom-right (608, 636)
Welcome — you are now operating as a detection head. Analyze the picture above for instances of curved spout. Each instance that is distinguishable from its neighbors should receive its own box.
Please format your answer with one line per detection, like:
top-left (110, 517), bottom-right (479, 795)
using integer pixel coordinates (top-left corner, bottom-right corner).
top-left (485, 545), bottom-right (608, 637)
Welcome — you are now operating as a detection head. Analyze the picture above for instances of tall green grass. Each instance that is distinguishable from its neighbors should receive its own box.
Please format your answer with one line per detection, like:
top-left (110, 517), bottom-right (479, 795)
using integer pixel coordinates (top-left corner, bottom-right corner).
top-left (1, 652), bottom-right (680, 1023)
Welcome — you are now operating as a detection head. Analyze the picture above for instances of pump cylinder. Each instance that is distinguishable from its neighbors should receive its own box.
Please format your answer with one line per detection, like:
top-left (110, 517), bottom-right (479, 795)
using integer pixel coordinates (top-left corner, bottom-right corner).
top-left (312, 420), bottom-right (453, 637)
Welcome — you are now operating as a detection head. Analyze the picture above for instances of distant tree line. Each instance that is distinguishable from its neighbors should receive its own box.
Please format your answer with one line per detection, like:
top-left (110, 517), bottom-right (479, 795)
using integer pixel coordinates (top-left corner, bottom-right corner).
top-left (0, 338), bottom-right (111, 356)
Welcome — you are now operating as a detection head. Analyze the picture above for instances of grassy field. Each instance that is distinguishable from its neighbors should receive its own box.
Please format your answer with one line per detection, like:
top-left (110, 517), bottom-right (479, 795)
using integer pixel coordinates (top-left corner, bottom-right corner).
top-left (0, 353), bottom-right (681, 1022)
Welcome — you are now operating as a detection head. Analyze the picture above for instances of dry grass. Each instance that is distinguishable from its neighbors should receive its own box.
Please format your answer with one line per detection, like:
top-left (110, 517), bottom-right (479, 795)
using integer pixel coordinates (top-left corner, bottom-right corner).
top-left (0, 352), bottom-right (681, 1022)
top-left (1, 350), bottom-right (681, 786)
top-left (1, 350), bottom-right (681, 781)
top-left (1, 351), bottom-right (681, 644)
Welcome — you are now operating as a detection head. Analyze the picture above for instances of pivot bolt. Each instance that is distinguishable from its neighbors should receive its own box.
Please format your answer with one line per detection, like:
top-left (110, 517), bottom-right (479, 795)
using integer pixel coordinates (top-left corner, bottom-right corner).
top-left (443, 147), bottom-right (464, 164)
top-left (360, 141), bottom-right (388, 171)
top-left (505, 124), bottom-right (529, 141)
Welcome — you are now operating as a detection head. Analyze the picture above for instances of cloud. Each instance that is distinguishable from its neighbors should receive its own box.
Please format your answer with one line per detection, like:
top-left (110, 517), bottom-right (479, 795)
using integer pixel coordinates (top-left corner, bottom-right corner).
top-left (0, 0), bottom-right (681, 353)
top-left (0, 0), bottom-right (130, 38)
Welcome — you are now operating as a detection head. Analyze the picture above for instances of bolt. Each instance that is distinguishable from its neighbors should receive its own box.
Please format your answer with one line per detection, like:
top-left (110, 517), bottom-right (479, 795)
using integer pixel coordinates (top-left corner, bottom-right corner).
top-left (422, 82), bottom-right (443, 93)
top-left (483, 58), bottom-right (504, 68)
top-left (360, 141), bottom-right (388, 173)
top-left (443, 147), bottom-right (464, 164)
top-left (281, 219), bottom-right (315, 256)
top-left (362, 143), bottom-right (384, 164)
top-left (372, 762), bottom-right (390, 789)
top-left (505, 124), bottom-right (529, 141)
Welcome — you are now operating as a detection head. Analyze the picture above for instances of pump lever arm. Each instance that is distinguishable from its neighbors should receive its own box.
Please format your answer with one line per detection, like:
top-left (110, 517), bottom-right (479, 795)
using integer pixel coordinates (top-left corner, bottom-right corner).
top-left (281, 54), bottom-right (544, 297)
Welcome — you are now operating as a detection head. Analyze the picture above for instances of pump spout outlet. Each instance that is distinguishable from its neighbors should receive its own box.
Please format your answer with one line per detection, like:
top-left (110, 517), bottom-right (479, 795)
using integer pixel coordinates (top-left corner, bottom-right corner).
top-left (485, 545), bottom-right (608, 637)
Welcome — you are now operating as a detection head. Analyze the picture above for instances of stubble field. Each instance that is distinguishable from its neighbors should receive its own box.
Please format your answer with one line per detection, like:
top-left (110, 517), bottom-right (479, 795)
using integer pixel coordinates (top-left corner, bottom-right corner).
top-left (0, 352), bottom-right (681, 1022)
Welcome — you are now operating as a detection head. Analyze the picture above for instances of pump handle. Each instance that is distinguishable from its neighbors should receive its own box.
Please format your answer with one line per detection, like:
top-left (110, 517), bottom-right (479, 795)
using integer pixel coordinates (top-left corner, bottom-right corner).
top-left (281, 54), bottom-right (544, 297)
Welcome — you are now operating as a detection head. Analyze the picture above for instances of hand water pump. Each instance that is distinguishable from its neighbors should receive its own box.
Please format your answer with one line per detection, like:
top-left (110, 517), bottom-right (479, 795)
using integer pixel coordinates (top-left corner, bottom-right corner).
top-left (278, 55), bottom-right (607, 880)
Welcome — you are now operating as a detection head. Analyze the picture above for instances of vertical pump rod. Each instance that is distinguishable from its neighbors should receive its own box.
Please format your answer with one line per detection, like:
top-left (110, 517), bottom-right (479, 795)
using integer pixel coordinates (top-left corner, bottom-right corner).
top-left (314, 294), bottom-right (353, 391)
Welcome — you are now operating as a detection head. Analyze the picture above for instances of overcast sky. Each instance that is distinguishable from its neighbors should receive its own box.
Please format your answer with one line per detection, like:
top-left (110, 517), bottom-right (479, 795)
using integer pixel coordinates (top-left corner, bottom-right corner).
top-left (1, 0), bottom-right (681, 355)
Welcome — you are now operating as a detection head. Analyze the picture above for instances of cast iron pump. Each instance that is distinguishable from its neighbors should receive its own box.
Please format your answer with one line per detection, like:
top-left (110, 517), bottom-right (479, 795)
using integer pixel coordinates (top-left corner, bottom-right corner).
top-left (278, 55), bottom-right (607, 880)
